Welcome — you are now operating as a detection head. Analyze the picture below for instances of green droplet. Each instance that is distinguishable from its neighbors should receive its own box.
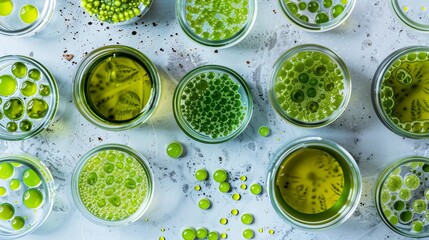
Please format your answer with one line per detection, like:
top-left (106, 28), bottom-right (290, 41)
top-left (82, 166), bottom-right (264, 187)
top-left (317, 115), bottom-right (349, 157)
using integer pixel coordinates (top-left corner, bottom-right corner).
top-left (28, 69), bottom-right (41, 81)
top-left (315, 12), bottom-right (330, 24)
top-left (0, 75), bottom-right (17, 96)
top-left (298, 2), bottom-right (307, 10)
top-left (6, 122), bottom-right (18, 132)
top-left (290, 89), bottom-right (305, 103)
top-left (196, 228), bottom-right (208, 239)
top-left (307, 88), bottom-right (317, 98)
top-left (323, 0), bottom-right (333, 8)
top-left (332, 4), bottom-right (345, 18)
top-left (400, 211), bottom-right (412, 223)
top-left (387, 175), bottom-right (403, 191)
top-left (298, 73), bottom-right (309, 83)
top-left (404, 174), bottom-right (420, 190)
top-left (0, 187), bottom-right (6, 196)
top-left (0, 0), bottom-right (14, 16)
top-left (232, 193), bottom-right (241, 201)
top-left (4, 98), bottom-right (24, 120)
top-left (231, 209), bottom-right (239, 216)
top-left (19, 120), bottom-right (33, 132)
top-left (258, 126), bottom-right (270, 137)
top-left (11, 62), bottom-right (27, 78)
top-left (307, 101), bottom-right (319, 113)
top-left (125, 178), bottom-right (136, 189)
top-left (97, 199), bottom-right (106, 207)
top-left (393, 200), bottom-right (405, 211)
top-left (243, 229), bottom-right (254, 239)
top-left (241, 213), bottom-right (254, 225)
top-left (0, 163), bottom-right (14, 179)
top-left (287, 2), bottom-right (298, 14)
top-left (198, 198), bottom-right (211, 210)
top-left (0, 203), bottom-right (14, 220)
top-left (182, 228), bottom-right (197, 240)
top-left (412, 199), bottom-right (426, 213)
top-left (220, 233), bottom-right (227, 239)
top-left (87, 172), bottom-right (98, 185)
top-left (213, 169), bottom-right (228, 182)
top-left (108, 196), bottom-right (121, 207)
top-left (240, 183), bottom-right (247, 190)
top-left (23, 189), bottom-right (43, 209)
top-left (220, 217), bottom-right (228, 225)
top-left (9, 179), bottom-right (21, 191)
top-left (11, 216), bottom-right (25, 230)
top-left (208, 231), bottom-right (219, 240)
top-left (411, 220), bottom-right (424, 232)
top-left (167, 142), bottom-right (183, 158)
top-left (27, 98), bottom-right (49, 119)
top-left (307, 1), bottom-right (319, 12)
top-left (195, 169), bottom-right (208, 181)
top-left (20, 4), bottom-right (39, 24)
top-left (250, 183), bottom-right (262, 195)
top-left (219, 182), bottom-right (231, 193)
top-left (103, 163), bottom-right (114, 173)
top-left (399, 188), bottom-right (411, 201)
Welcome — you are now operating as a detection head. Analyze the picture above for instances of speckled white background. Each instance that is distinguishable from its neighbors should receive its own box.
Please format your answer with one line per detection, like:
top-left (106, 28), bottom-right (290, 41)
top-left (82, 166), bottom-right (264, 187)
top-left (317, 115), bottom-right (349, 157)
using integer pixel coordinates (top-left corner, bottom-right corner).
top-left (0, 0), bottom-right (429, 239)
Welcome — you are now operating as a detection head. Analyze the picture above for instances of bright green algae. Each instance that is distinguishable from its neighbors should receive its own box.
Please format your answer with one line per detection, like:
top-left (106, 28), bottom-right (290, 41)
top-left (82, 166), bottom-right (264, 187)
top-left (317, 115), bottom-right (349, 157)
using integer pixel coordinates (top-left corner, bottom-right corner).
top-left (180, 71), bottom-right (247, 139)
top-left (81, 0), bottom-right (151, 23)
top-left (185, 0), bottom-right (250, 41)
top-left (78, 149), bottom-right (149, 221)
top-left (380, 51), bottom-right (429, 134)
top-left (380, 161), bottom-right (429, 233)
top-left (274, 50), bottom-right (345, 123)
top-left (285, 0), bottom-right (349, 24)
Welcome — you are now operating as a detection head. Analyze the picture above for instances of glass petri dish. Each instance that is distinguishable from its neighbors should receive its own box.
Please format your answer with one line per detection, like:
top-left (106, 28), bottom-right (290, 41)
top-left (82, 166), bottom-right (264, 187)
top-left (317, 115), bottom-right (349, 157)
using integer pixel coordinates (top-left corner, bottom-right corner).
top-left (391, 0), bottom-right (429, 32)
top-left (173, 65), bottom-right (253, 144)
top-left (71, 144), bottom-right (154, 226)
top-left (376, 156), bottom-right (429, 238)
top-left (0, 0), bottom-right (55, 36)
top-left (0, 154), bottom-right (55, 239)
top-left (278, 0), bottom-right (356, 32)
top-left (372, 46), bottom-right (429, 138)
top-left (175, 0), bottom-right (257, 48)
top-left (269, 44), bottom-right (351, 128)
top-left (73, 45), bottom-right (161, 131)
top-left (0, 55), bottom-right (59, 141)
top-left (267, 137), bottom-right (362, 230)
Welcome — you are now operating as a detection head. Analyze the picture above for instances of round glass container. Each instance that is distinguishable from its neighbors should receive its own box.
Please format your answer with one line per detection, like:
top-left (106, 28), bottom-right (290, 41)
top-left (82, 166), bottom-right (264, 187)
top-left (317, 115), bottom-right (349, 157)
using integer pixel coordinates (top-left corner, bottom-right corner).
top-left (0, 154), bottom-right (55, 239)
top-left (81, 0), bottom-right (153, 25)
top-left (0, 0), bottom-right (55, 36)
top-left (173, 65), bottom-right (253, 144)
top-left (175, 0), bottom-right (257, 48)
top-left (0, 55), bottom-right (59, 141)
top-left (279, 0), bottom-right (356, 32)
top-left (391, 0), bottom-right (429, 32)
top-left (375, 156), bottom-right (429, 238)
top-left (73, 45), bottom-right (161, 131)
top-left (269, 44), bottom-right (351, 128)
top-left (71, 144), bottom-right (154, 226)
top-left (267, 137), bottom-right (362, 230)
top-left (372, 46), bottom-right (429, 138)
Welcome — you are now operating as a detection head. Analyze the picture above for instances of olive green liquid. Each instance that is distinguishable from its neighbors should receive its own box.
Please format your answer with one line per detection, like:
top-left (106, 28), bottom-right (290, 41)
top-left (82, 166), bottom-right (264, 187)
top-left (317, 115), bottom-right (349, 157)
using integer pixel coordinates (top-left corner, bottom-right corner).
top-left (86, 55), bottom-right (153, 122)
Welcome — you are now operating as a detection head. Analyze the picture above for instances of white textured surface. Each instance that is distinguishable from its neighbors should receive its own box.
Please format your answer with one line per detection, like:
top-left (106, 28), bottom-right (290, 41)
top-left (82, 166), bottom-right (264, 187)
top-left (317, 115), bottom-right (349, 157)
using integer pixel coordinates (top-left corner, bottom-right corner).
top-left (0, 0), bottom-right (429, 239)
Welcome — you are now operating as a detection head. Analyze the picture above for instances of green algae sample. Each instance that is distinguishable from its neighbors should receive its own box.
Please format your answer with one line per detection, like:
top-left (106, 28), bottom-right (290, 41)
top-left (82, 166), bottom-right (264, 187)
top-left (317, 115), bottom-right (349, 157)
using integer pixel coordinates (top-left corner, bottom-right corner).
top-left (28, 69), bottom-right (41, 81)
top-left (0, 203), bottom-right (14, 220)
top-left (258, 126), bottom-right (270, 137)
top-left (19, 120), bottom-right (32, 132)
top-left (27, 98), bottom-right (49, 119)
top-left (0, 163), bottom-right (14, 179)
top-left (81, 0), bottom-right (151, 23)
top-left (166, 142), bottom-right (183, 158)
top-left (0, 0), bottom-right (13, 16)
top-left (241, 213), bottom-right (254, 225)
top-left (39, 84), bottom-right (51, 96)
top-left (213, 169), bottom-right (228, 183)
top-left (0, 75), bottom-right (18, 97)
top-left (11, 216), bottom-right (25, 230)
top-left (9, 179), bottom-right (21, 191)
top-left (250, 183), bottom-right (262, 195)
top-left (3, 98), bottom-right (25, 120)
top-left (20, 81), bottom-right (37, 97)
top-left (12, 62), bottom-right (27, 78)
top-left (23, 168), bottom-right (42, 187)
top-left (23, 189), bottom-right (43, 209)
top-left (198, 198), bottom-right (211, 210)
top-left (185, 0), bottom-right (249, 41)
top-left (243, 229), bottom-right (254, 239)
top-left (182, 227), bottom-right (196, 240)
top-left (285, 0), bottom-right (350, 25)
top-left (78, 149), bottom-right (149, 220)
top-left (219, 182), bottom-right (231, 193)
top-left (274, 50), bottom-right (345, 123)
top-left (20, 5), bottom-right (39, 24)
top-left (195, 169), bottom-right (208, 181)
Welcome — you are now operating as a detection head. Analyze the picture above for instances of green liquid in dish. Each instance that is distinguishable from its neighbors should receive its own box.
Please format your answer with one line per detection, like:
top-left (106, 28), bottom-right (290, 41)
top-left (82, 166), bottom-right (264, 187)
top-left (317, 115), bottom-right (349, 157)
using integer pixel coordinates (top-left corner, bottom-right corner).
top-left (78, 149), bottom-right (149, 221)
top-left (23, 169), bottom-right (41, 187)
top-left (86, 55), bottom-right (153, 123)
top-left (81, 0), bottom-right (151, 23)
top-left (28, 69), bottom-right (41, 81)
top-left (380, 161), bottom-right (429, 233)
top-left (11, 216), bottom-right (25, 230)
top-left (39, 84), bottom-right (51, 96)
top-left (185, 0), bottom-right (249, 41)
top-left (0, 75), bottom-right (18, 97)
top-left (3, 98), bottom-right (25, 120)
top-left (274, 50), bottom-right (345, 123)
top-left (285, 0), bottom-right (349, 24)
top-left (12, 62), bottom-right (27, 79)
top-left (0, 163), bottom-right (14, 179)
top-left (27, 98), bottom-right (49, 119)
top-left (180, 71), bottom-right (247, 139)
top-left (23, 189), bottom-right (43, 209)
top-left (0, 203), bottom-right (14, 220)
top-left (20, 81), bottom-right (37, 97)
top-left (166, 142), bottom-right (183, 158)
top-left (20, 4), bottom-right (39, 24)
top-left (380, 51), bottom-right (429, 134)
top-left (0, 0), bottom-right (14, 16)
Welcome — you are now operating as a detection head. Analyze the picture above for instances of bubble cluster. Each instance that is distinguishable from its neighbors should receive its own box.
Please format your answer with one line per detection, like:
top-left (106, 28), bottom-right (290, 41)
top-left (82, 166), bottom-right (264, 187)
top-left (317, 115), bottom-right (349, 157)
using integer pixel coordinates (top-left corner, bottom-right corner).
top-left (274, 51), bottom-right (345, 123)
top-left (380, 51), bottom-right (429, 134)
top-left (285, 0), bottom-right (349, 24)
top-left (180, 71), bottom-right (247, 139)
top-left (78, 149), bottom-right (149, 221)
top-left (380, 161), bottom-right (429, 233)
top-left (81, 0), bottom-right (151, 23)
top-left (185, 0), bottom-right (249, 41)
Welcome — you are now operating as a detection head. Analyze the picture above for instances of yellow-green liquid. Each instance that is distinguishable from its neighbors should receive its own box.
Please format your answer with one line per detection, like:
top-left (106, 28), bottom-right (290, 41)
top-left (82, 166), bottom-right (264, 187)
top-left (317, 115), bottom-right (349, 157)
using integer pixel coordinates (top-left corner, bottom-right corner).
top-left (86, 55), bottom-right (153, 122)
top-left (0, 0), bottom-right (13, 16)
top-left (20, 4), bottom-right (39, 24)
top-left (276, 148), bottom-right (344, 214)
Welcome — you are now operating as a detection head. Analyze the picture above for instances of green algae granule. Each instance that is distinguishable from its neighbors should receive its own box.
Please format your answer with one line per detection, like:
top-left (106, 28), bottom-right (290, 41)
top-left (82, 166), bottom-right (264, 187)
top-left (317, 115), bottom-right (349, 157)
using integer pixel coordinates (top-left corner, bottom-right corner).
top-left (208, 231), bottom-right (219, 240)
top-left (39, 84), bottom-right (51, 96)
top-left (4, 98), bottom-right (25, 120)
top-left (250, 183), bottom-right (262, 195)
top-left (0, 187), bottom-right (6, 196)
top-left (0, 0), bottom-right (13, 16)
top-left (28, 69), bottom-right (41, 81)
top-left (81, 0), bottom-right (150, 23)
top-left (11, 216), bottom-right (25, 230)
top-left (219, 182), bottom-right (231, 193)
top-left (12, 62), bottom-right (27, 78)
top-left (241, 213), bottom-right (254, 225)
top-left (0, 75), bottom-right (18, 96)
top-left (23, 189), bottom-right (43, 209)
top-left (243, 229), bottom-right (254, 239)
top-left (196, 228), bottom-right (208, 239)
top-left (78, 149), bottom-right (149, 221)
top-left (219, 217), bottom-right (228, 225)
top-left (184, 0), bottom-right (249, 41)
top-left (258, 126), bottom-right (270, 137)
top-left (231, 208), bottom-right (239, 216)
top-left (220, 233), bottom-right (227, 239)
top-left (20, 81), bottom-right (37, 97)
top-left (9, 179), bottom-right (21, 191)
top-left (6, 122), bottom-right (18, 132)
top-left (195, 169), bottom-right (208, 181)
top-left (27, 99), bottom-right (49, 119)
top-left (23, 168), bottom-right (42, 187)
top-left (232, 193), bottom-right (241, 201)
top-left (179, 71), bottom-right (247, 139)
top-left (182, 227), bottom-right (197, 240)
top-left (198, 198), bottom-right (211, 210)
top-left (0, 203), bottom-right (15, 220)
top-left (0, 163), bottom-right (14, 179)
top-left (166, 142), bottom-right (183, 158)
top-left (20, 5), bottom-right (39, 24)
top-left (213, 169), bottom-right (228, 183)
top-left (411, 220), bottom-right (424, 232)
top-left (19, 120), bottom-right (32, 132)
